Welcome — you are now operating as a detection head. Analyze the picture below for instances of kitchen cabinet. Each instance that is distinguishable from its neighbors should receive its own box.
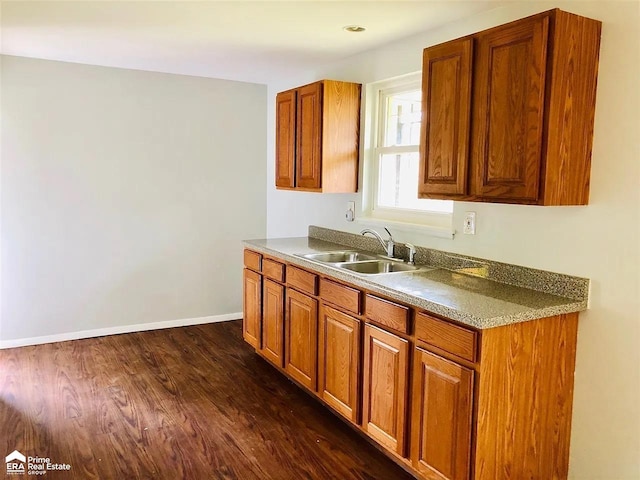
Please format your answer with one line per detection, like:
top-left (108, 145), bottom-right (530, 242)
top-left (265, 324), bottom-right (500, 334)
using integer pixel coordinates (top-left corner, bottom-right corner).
top-left (411, 348), bottom-right (474, 480)
top-left (275, 89), bottom-right (296, 188)
top-left (415, 313), bottom-right (477, 363)
top-left (418, 38), bottom-right (472, 197)
top-left (260, 279), bottom-right (285, 367)
top-left (275, 80), bottom-right (361, 193)
top-left (287, 264), bottom-right (318, 296)
top-left (320, 278), bottom-right (361, 315)
top-left (242, 268), bottom-right (261, 349)
top-left (362, 324), bottom-right (410, 457)
top-left (318, 304), bottom-right (361, 423)
top-left (365, 294), bottom-right (410, 334)
top-left (242, 247), bottom-right (580, 480)
top-left (418, 9), bottom-right (601, 205)
top-left (284, 288), bottom-right (318, 390)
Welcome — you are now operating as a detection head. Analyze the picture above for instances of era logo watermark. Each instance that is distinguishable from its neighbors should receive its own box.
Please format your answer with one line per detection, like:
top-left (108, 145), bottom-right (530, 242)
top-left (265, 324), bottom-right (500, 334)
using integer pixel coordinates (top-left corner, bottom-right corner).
top-left (5, 450), bottom-right (71, 476)
top-left (5, 450), bottom-right (26, 475)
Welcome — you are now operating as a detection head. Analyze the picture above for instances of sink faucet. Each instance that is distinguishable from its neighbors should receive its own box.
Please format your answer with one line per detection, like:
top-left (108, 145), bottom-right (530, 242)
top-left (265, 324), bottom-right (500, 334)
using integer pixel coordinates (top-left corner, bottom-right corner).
top-left (361, 228), bottom-right (395, 257)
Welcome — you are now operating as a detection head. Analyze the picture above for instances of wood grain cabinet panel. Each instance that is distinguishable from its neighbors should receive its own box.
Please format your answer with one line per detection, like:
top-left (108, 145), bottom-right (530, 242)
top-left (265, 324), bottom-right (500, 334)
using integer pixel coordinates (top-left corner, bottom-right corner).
top-left (275, 80), bottom-right (361, 193)
top-left (411, 348), bottom-right (474, 480)
top-left (365, 295), bottom-right (410, 334)
top-left (473, 313), bottom-right (579, 480)
top-left (419, 37), bottom-right (473, 197)
top-left (260, 279), bottom-right (285, 367)
top-left (287, 265), bottom-right (318, 296)
top-left (243, 249), bottom-right (262, 272)
top-left (318, 305), bottom-right (361, 423)
top-left (242, 268), bottom-right (262, 349)
top-left (471, 15), bottom-right (549, 202)
top-left (262, 258), bottom-right (285, 283)
top-left (284, 289), bottom-right (318, 391)
top-left (419, 9), bottom-right (602, 205)
top-left (320, 278), bottom-right (361, 315)
top-left (296, 82), bottom-right (323, 189)
top-left (242, 255), bottom-right (582, 480)
top-left (415, 313), bottom-right (478, 363)
top-left (275, 89), bottom-right (297, 188)
top-left (362, 325), bottom-right (409, 457)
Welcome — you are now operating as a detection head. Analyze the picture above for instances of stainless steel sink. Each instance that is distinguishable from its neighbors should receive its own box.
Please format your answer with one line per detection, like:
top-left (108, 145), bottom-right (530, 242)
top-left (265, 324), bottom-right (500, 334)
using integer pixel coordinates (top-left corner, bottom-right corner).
top-left (300, 251), bottom-right (378, 263)
top-left (296, 250), bottom-right (424, 276)
top-left (337, 260), bottom-right (421, 274)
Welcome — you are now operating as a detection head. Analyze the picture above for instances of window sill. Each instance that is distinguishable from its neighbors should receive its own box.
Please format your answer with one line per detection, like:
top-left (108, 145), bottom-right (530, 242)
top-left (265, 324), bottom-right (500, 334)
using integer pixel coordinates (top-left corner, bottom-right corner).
top-left (355, 217), bottom-right (455, 240)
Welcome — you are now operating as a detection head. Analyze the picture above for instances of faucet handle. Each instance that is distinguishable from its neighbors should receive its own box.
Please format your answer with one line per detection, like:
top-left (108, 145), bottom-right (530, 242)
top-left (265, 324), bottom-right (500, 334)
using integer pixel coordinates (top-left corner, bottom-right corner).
top-left (383, 228), bottom-right (395, 257)
top-left (405, 243), bottom-right (417, 265)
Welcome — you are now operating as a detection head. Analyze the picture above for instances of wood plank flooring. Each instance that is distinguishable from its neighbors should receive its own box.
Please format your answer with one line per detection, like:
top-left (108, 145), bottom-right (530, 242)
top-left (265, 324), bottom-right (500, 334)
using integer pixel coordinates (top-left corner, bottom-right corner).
top-left (0, 320), bottom-right (414, 480)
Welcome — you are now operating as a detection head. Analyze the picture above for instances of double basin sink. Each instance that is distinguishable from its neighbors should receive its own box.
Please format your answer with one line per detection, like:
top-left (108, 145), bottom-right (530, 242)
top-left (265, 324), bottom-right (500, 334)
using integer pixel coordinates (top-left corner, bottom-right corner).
top-left (296, 250), bottom-right (425, 276)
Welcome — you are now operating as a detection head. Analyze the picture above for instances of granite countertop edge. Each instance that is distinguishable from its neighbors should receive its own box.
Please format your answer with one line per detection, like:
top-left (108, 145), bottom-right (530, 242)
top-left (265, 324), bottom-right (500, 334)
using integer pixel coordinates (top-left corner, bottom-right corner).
top-left (243, 238), bottom-right (587, 330)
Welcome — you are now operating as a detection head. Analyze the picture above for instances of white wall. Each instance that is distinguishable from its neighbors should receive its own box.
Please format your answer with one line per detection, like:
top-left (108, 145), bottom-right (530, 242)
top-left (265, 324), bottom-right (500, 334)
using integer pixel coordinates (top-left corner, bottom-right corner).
top-left (1, 56), bottom-right (267, 342)
top-left (266, 2), bottom-right (640, 479)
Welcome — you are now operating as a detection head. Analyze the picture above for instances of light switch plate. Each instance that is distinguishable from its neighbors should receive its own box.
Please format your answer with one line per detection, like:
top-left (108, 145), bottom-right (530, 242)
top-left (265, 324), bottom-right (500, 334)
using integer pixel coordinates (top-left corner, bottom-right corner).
top-left (463, 212), bottom-right (476, 235)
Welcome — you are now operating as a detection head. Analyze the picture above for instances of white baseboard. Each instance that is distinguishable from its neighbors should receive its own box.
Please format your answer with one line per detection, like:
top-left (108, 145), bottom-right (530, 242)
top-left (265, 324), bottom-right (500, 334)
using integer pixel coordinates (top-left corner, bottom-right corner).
top-left (0, 312), bottom-right (242, 349)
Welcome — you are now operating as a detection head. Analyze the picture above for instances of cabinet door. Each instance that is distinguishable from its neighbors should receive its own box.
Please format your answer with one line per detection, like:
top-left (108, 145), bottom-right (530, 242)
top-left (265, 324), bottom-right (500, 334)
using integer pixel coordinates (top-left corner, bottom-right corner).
top-left (260, 279), bottom-right (285, 367)
top-left (275, 89), bottom-right (297, 188)
top-left (318, 305), bottom-right (360, 423)
top-left (242, 269), bottom-right (262, 349)
top-left (411, 348), bottom-right (474, 480)
top-left (419, 38), bottom-right (473, 197)
top-left (296, 82), bottom-right (323, 190)
top-left (362, 324), bottom-right (409, 457)
top-left (285, 289), bottom-right (318, 390)
top-left (471, 15), bottom-right (549, 202)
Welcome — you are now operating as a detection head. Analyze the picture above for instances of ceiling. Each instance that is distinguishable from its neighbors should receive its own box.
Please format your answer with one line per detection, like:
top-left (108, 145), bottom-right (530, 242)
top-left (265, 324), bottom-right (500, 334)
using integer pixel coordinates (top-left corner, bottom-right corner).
top-left (1, 1), bottom-right (507, 84)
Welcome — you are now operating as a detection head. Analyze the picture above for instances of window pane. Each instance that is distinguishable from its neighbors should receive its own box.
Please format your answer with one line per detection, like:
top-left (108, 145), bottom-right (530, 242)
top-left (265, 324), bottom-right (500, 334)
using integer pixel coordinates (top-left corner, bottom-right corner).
top-left (369, 75), bottom-right (453, 222)
top-left (384, 90), bottom-right (422, 147)
top-left (377, 153), bottom-right (453, 213)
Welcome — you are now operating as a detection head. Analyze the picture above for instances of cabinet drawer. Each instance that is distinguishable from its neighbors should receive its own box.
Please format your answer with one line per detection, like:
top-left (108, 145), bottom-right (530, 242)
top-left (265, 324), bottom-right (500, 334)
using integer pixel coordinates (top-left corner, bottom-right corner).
top-left (365, 295), bottom-right (409, 334)
top-left (415, 313), bottom-right (477, 362)
top-left (287, 265), bottom-right (318, 296)
top-left (244, 249), bottom-right (262, 271)
top-left (262, 258), bottom-right (285, 282)
top-left (320, 279), bottom-right (361, 315)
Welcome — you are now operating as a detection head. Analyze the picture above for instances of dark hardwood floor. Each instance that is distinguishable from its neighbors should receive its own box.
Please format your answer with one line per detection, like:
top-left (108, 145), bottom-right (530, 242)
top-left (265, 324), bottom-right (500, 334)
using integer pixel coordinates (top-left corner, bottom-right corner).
top-left (0, 320), bottom-right (414, 479)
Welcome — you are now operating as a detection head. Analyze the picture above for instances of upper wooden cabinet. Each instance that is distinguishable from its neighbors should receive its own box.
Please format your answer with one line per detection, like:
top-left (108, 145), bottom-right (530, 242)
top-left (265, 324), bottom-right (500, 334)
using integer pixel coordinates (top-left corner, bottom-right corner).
top-left (419, 38), bottom-right (473, 197)
top-left (418, 9), bottom-right (602, 205)
top-left (275, 80), bottom-right (362, 193)
top-left (275, 90), bottom-right (297, 188)
top-left (470, 15), bottom-right (549, 202)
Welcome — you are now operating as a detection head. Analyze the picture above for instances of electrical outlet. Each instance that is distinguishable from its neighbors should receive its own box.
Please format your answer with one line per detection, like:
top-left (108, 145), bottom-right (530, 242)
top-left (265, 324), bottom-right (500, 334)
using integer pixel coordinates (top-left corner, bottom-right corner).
top-left (345, 201), bottom-right (355, 222)
top-left (463, 212), bottom-right (476, 235)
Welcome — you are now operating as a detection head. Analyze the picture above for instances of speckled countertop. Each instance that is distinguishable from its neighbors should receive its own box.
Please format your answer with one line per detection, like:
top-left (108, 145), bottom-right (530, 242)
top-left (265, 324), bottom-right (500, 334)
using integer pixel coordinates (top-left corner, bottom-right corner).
top-left (243, 234), bottom-right (589, 330)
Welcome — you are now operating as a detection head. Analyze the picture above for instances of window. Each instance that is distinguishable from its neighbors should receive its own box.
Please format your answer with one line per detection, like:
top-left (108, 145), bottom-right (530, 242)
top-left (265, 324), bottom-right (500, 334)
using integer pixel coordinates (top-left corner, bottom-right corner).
top-left (363, 73), bottom-right (453, 235)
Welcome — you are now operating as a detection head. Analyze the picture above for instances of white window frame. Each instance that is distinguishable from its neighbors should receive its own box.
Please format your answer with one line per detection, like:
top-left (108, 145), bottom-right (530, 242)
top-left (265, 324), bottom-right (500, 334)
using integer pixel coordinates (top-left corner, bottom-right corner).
top-left (360, 72), bottom-right (454, 239)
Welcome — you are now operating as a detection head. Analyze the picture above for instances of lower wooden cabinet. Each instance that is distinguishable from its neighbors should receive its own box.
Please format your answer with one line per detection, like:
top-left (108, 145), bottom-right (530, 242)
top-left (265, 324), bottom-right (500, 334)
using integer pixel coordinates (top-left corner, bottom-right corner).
top-left (362, 324), bottom-right (410, 457)
top-left (242, 249), bottom-right (579, 480)
top-left (260, 279), bottom-right (285, 367)
top-left (242, 268), bottom-right (262, 349)
top-left (284, 288), bottom-right (318, 390)
top-left (318, 304), bottom-right (361, 423)
top-left (411, 348), bottom-right (474, 480)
